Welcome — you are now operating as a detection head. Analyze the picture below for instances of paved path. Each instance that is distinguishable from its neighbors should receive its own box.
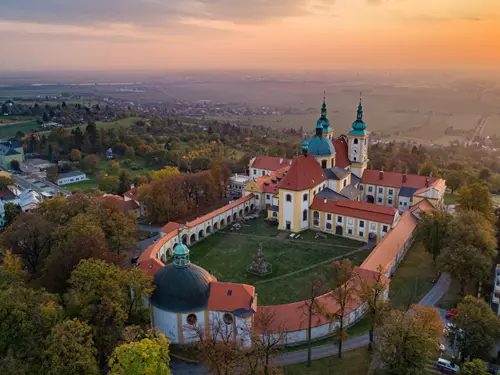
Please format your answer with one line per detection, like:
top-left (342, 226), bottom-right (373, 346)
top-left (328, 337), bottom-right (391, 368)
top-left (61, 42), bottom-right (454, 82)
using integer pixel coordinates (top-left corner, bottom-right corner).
top-left (418, 274), bottom-right (451, 307)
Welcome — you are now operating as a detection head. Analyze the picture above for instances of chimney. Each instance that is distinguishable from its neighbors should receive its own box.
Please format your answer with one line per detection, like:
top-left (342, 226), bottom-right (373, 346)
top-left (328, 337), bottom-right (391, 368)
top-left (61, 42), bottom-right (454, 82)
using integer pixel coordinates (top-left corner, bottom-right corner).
top-left (379, 169), bottom-right (384, 180)
top-left (429, 172), bottom-right (433, 178)
top-left (402, 172), bottom-right (407, 184)
top-left (280, 158), bottom-right (283, 164)
top-left (324, 199), bottom-right (327, 204)
top-left (425, 177), bottom-right (430, 188)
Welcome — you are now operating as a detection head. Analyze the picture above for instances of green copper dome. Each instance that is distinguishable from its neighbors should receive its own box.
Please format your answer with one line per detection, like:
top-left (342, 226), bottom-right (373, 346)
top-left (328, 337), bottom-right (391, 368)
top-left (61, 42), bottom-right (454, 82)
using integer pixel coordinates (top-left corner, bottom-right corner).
top-left (173, 243), bottom-right (190, 268)
top-left (349, 96), bottom-right (368, 136)
top-left (307, 135), bottom-right (336, 157)
top-left (301, 136), bottom-right (309, 155)
top-left (316, 96), bottom-right (331, 133)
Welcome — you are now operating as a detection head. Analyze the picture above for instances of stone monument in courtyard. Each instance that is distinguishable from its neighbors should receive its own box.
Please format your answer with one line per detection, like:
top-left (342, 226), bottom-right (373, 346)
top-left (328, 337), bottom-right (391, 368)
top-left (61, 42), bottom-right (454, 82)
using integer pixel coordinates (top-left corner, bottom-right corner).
top-left (248, 243), bottom-right (271, 275)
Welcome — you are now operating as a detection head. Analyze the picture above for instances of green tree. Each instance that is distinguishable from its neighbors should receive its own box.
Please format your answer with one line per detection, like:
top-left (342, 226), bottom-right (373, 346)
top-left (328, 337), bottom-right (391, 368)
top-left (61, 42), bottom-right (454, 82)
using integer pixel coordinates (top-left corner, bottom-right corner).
top-left (446, 170), bottom-right (465, 194)
top-left (106, 160), bottom-right (121, 175)
top-left (456, 183), bottom-right (494, 222)
top-left (418, 161), bottom-right (439, 177)
top-left (415, 210), bottom-right (453, 264)
top-left (70, 149), bottom-right (82, 162)
top-left (44, 319), bottom-right (99, 375)
top-left (438, 244), bottom-right (491, 295)
top-left (459, 359), bottom-right (489, 375)
top-left (118, 171), bottom-right (132, 195)
top-left (99, 176), bottom-right (120, 194)
top-left (80, 154), bottom-right (101, 175)
top-left (108, 335), bottom-right (171, 375)
top-left (10, 159), bottom-right (20, 170)
top-left (376, 305), bottom-right (443, 375)
top-left (452, 296), bottom-right (500, 362)
top-left (0, 250), bottom-right (27, 288)
top-left (0, 175), bottom-right (15, 189)
top-left (4, 202), bottom-right (21, 226)
top-left (46, 166), bottom-right (59, 183)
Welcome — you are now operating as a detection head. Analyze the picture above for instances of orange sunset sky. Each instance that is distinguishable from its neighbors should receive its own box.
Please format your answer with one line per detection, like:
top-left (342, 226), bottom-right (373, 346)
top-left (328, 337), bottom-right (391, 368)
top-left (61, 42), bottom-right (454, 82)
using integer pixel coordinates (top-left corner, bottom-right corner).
top-left (1, 0), bottom-right (499, 71)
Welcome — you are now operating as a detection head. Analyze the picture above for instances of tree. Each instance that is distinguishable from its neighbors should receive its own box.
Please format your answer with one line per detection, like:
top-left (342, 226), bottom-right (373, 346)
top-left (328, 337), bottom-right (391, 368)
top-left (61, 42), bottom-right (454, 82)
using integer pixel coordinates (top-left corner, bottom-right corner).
top-left (456, 183), bottom-right (494, 222)
top-left (479, 168), bottom-right (492, 181)
top-left (418, 161), bottom-right (439, 177)
top-left (70, 149), bottom-right (82, 162)
top-left (108, 335), bottom-right (171, 375)
top-left (446, 170), bottom-right (465, 195)
top-left (328, 259), bottom-right (358, 359)
top-left (0, 175), bottom-right (14, 189)
top-left (452, 296), bottom-right (500, 362)
top-left (42, 112), bottom-right (49, 122)
top-left (118, 171), bottom-right (132, 195)
top-left (66, 259), bottom-right (152, 365)
top-left (80, 154), bottom-right (101, 175)
top-left (0, 250), bottom-right (27, 288)
top-left (1, 213), bottom-right (52, 273)
top-left (415, 210), bottom-right (453, 264)
top-left (99, 176), bottom-right (120, 194)
top-left (44, 319), bottom-right (99, 375)
top-left (359, 266), bottom-right (389, 351)
top-left (302, 273), bottom-right (327, 367)
top-left (106, 160), bottom-right (121, 175)
top-left (459, 359), bottom-right (489, 375)
top-left (376, 305), bottom-right (444, 375)
top-left (4, 202), bottom-right (21, 226)
top-left (438, 244), bottom-right (491, 295)
top-left (150, 166), bottom-right (180, 181)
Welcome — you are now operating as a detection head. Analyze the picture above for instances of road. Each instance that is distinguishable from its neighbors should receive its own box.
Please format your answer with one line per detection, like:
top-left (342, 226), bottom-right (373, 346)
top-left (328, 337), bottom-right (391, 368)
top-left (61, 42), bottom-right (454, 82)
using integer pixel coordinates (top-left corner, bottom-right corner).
top-left (170, 273), bottom-right (452, 374)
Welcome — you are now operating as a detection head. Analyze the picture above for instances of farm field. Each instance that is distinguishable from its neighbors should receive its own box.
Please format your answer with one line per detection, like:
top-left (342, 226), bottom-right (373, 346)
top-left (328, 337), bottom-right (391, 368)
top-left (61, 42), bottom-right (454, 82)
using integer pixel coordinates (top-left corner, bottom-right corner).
top-left (0, 120), bottom-right (40, 139)
top-left (189, 217), bottom-right (367, 305)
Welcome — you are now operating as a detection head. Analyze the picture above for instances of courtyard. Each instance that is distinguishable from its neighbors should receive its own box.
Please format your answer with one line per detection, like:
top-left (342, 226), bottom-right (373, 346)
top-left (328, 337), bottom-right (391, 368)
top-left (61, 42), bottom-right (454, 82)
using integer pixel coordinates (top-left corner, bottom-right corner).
top-left (189, 217), bottom-right (368, 305)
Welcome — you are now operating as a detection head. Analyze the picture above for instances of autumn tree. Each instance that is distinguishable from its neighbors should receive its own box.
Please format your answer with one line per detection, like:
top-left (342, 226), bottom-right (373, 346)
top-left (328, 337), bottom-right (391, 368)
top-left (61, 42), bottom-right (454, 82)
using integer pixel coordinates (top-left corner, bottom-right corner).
top-left (0, 250), bottom-right (27, 288)
top-left (150, 165), bottom-right (180, 181)
top-left (4, 202), bottom-right (21, 226)
top-left (66, 259), bottom-right (152, 365)
top-left (445, 170), bottom-right (465, 194)
top-left (0, 174), bottom-right (14, 189)
top-left (328, 259), bottom-right (358, 359)
top-left (69, 148), bottom-right (82, 162)
top-left (456, 183), bottom-right (495, 222)
top-left (438, 244), bottom-right (491, 295)
top-left (452, 296), bottom-right (500, 362)
top-left (80, 154), bottom-right (100, 175)
top-left (98, 200), bottom-right (137, 259)
top-left (460, 359), bottom-right (489, 375)
top-left (99, 175), bottom-right (120, 194)
top-left (108, 335), bottom-right (171, 375)
top-left (414, 210), bottom-right (453, 264)
top-left (359, 266), bottom-right (390, 351)
top-left (43, 319), bottom-right (99, 375)
top-left (46, 166), bottom-right (59, 183)
top-left (418, 161), bottom-right (439, 177)
top-left (1, 212), bottom-right (52, 273)
top-left (302, 273), bottom-right (328, 367)
top-left (376, 305), bottom-right (443, 375)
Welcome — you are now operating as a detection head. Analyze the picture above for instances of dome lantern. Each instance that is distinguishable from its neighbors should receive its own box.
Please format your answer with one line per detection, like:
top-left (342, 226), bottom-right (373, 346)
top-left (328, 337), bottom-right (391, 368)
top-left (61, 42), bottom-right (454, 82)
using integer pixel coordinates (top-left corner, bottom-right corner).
top-left (349, 93), bottom-right (368, 135)
top-left (301, 136), bottom-right (309, 156)
top-left (173, 243), bottom-right (190, 268)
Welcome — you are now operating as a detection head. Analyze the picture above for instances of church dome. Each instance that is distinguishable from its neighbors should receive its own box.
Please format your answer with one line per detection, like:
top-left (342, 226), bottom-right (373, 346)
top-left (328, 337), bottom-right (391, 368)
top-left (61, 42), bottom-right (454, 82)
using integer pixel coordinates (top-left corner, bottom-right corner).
top-left (150, 243), bottom-right (216, 313)
top-left (307, 135), bottom-right (336, 157)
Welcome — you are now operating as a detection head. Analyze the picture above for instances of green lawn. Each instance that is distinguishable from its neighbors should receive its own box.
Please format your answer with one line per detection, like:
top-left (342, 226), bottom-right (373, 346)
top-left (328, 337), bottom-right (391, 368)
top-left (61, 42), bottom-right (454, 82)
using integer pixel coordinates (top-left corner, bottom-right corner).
top-left (0, 120), bottom-right (40, 139)
top-left (95, 117), bottom-right (140, 129)
top-left (389, 243), bottom-right (437, 309)
top-left (64, 176), bottom-right (99, 192)
top-left (444, 193), bottom-right (458, 205)
top-left (189, 218), bottom-right (366, 305)
top-left (283, 347), bottom-right (372, 375)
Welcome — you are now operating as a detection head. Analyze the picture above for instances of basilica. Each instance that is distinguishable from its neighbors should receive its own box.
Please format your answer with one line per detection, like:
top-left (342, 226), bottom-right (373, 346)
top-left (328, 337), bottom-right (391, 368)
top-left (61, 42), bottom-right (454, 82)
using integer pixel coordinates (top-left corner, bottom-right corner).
top-left (244, 97), bottom-right (446, 243)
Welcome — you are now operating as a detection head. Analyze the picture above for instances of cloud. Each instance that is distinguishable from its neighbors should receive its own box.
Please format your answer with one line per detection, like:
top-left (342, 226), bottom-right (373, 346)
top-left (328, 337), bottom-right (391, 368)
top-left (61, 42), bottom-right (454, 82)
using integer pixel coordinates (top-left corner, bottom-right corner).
top-left (0, 0), bottom-right (310, 28)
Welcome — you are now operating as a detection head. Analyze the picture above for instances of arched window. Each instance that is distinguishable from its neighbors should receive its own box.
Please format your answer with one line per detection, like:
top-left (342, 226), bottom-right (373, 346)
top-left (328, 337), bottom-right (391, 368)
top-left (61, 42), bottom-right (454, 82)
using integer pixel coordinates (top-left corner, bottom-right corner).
top-left (354, 138), bottom-right (359, 145)
top-left (223, 313), bottom-right (233, 325)
top-left (321, 160), bottom-right (327, 168)
top-left (286, 194), bottom-right (292, 202)
top-left (303, 210), bottom-right (308, 221)
top-left (303, 193), bottom-right (308, 202)
top-left (313, 211), bottom-right (320, 219)
top-left (187, 314), bottom-right (197, 325)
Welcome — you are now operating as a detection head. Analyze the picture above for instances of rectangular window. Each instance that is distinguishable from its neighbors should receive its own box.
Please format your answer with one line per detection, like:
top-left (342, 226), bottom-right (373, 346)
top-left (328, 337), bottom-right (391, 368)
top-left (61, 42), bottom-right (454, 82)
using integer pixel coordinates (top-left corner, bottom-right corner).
top-left (404, 202), bottom-right (407, 206)
top-left (348, 229), bottom-right (353, 235)
top-left (368, 186), bottom-right (373, 193)
top-left (378, 188), bottom-right (383, 194)
top-left (370, 223), bottom-right (376, 230)
top-left (388, 199), bottom-right (393, 205)
top-left (337, 216), bottom-right (343, 223)
top-left (382, 225), bottom-right (388, 232)
top-left (255, 195), bottom-right (259, 200)
top-left (359, 220), bottom-right (365, 228)
top-left (266, 195), bottom-right (270, 200)
top-left (359, 231), bottom-right (364, 237)
top-left (378, 198), bottom-right (383, 203)
top-left (348, 218), bottom-right (353, 225)
top-left (262, 171), bottom-right (265, 176)
top-left (253, 170), bottom-right (257, 175)
top-left (388, 189), bottom-right (393, 196)
top-left (359, 185), bottom-right (364, 190)
top-left (327, 214), bottom-right (332, 220)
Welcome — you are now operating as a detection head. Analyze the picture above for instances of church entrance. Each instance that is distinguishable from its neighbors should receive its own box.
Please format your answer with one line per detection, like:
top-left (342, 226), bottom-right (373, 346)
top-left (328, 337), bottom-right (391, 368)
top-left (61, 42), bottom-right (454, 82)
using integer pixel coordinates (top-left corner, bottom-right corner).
top-left (335, 225), bottom-right (343, 236)
top-left (368, 232), bottom-right (378, 244)
top-left (367, 195), bottom-right (375, 204)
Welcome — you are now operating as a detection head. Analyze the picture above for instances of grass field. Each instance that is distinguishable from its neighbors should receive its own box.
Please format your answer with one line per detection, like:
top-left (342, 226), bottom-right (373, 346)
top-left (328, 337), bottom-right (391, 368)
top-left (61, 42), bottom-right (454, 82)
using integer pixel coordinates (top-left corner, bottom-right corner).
top-left (64, 176), bottom-right (99, 192)
top-left (95, 117), bottom-right (140, 129)
top-left (389, 243), bottom-right (437, 309)
top-left (444, 193), bottom-right (458, 205)
top-left (189, 218), bottom-right (366, 305)
top-left (0, 120), bottom-right (40, 139)
top-left (283, 347), bottom-right (372, 375)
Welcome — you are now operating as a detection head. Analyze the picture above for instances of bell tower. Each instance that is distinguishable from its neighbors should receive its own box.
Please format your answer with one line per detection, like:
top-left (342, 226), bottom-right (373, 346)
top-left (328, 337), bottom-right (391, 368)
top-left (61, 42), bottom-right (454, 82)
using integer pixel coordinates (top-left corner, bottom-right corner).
top-left (347, 94), bottom-right (369, 177)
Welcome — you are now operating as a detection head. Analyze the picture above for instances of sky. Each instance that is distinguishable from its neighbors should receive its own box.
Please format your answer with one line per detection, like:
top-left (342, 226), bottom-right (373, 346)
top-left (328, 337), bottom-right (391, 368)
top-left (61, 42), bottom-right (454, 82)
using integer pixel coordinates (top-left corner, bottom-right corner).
top-left (1, 0), bottom-right (499, 71)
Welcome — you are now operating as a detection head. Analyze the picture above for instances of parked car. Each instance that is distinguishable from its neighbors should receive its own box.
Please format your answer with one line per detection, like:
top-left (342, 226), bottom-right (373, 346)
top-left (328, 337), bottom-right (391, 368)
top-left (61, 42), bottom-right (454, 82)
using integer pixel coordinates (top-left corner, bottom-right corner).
top-left (435, 358), bottom-right (460, 374)
top-left (446, 308), bottom-right (457, 320)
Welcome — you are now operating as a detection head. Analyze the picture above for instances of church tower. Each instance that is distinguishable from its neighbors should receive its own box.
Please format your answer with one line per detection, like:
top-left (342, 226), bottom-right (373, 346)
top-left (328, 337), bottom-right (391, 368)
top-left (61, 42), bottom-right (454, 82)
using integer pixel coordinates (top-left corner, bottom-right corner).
top-left (319, 95), bottom-right (334, 141)
top-left (347, 95), bottom-right (369, 177)
top-left (306, 97), bottom-right (336, 169)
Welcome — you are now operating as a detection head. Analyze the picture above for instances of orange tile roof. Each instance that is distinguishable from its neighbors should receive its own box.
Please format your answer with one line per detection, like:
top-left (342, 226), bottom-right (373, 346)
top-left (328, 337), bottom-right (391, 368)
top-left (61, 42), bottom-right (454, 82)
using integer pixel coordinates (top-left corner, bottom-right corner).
top-left (187, 194), bottom-right (254, 228)
top-left (255, 267), bottom-right (387, 334)
top-left (251, 156), bottom-right (292, 171)
top-left (333, 136), bottom-right (350, 169)
top-left (310, 198), bottom-right (397, 224)
top-left (100, 195), bottom-right (139, 212)
top-left (414, 178), bottom-right (446, 196)
top-left (160, 221), bottom-right (184, 235)
top-left (124, 187), bottom-right (140, 200)
top-left (255, 166), bottom-right (290, 194)
top-left (137, 258), bottom-right (164, 277)
top-left (279, 154), bottom-right (327, 191)
top-left (207, 282), bottom-right (256, 312)
top-left (361, 170), bottom-right (437, 189)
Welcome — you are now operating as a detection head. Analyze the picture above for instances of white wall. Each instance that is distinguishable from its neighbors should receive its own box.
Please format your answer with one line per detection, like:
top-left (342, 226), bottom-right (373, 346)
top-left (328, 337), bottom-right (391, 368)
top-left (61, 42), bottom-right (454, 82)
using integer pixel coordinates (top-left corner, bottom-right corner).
top-left (153, 307), bottom-right (179, 343)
